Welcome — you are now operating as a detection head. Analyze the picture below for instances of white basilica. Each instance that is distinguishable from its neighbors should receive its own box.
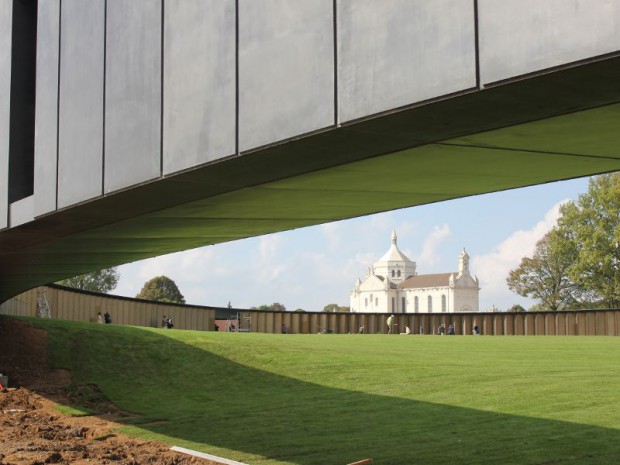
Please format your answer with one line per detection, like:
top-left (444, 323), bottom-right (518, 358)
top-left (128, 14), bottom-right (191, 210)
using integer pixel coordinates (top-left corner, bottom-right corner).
top-left (350, 231), bottom-right (480, 314)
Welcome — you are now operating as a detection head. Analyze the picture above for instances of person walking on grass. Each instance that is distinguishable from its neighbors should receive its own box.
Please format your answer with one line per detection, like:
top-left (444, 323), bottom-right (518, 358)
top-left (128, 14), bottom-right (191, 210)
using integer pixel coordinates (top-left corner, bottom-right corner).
top-left (386, 314), bottom-right (394, 334)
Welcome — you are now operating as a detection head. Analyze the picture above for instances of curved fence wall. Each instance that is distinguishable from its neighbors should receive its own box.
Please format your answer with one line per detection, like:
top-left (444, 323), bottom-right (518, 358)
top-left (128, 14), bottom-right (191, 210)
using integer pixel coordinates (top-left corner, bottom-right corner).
top-left (0, 285), bottom-right (215, 331)
top-left (239, 309), bottom-right (619, 336)
top-left (1, 285), bottom-right (618, 336)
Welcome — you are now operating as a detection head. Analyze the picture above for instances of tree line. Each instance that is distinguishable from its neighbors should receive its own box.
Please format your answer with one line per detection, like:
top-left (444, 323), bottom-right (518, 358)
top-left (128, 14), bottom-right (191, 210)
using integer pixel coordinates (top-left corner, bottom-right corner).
top-left (507, 173), bottom-right (620, 311)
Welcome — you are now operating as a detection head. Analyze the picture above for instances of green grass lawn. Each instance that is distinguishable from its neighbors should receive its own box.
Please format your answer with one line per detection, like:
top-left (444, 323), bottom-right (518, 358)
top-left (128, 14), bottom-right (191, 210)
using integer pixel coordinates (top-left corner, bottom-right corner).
top-left (20, 317), bottom-right (620, 465)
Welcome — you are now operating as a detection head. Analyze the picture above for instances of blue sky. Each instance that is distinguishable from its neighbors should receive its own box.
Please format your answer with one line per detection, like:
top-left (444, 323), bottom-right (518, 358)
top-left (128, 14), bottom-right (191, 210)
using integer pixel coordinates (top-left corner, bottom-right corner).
top-left (115, 176), bottom-right (591, 312)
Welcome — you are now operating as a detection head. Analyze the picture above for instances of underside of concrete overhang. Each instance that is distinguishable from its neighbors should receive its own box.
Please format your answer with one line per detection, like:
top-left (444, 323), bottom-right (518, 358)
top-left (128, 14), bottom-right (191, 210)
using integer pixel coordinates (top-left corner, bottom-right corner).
top-left (2, 56), bottom-right (620, 301)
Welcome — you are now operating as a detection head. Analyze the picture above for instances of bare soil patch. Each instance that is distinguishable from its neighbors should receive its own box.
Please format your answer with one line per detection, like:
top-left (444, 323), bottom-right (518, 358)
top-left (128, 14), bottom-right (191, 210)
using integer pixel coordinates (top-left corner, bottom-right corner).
top-left (0, 319), bottom-right (219, 465)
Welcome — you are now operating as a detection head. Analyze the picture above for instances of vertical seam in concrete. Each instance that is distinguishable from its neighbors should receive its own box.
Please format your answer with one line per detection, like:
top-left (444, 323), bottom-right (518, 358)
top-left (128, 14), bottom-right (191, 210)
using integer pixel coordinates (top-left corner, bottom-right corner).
top-left (160, 0), bottom-right (164, 176)
top-left (102, 0), bottom-right (107, 195)
top-left (55, 0), bottom-right (62, 210)
top-left (473, 0), bottom-right (481, 89)
top-left (235, 0), bottom-right (240, 155)
top-left (332, 0), bottom-right (339, 126)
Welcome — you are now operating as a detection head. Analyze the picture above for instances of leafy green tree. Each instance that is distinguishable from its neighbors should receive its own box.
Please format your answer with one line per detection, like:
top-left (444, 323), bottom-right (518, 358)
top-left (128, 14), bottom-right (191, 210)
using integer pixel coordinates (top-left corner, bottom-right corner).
top-left (57, 267), bottom-right (119, 293)
top-left (509, 304), bottom-right (526, 312)
top-left (507, 228), bottom-right (583, 311)
top-left (323, 304), bottom-right (351, 312)
top-left (527, 303), bottom-right (546, 312)
top-left (251, 303), bottom-right (287, 311)
top-left (136, 276), bottom-right (185, 304)
top-left (557, 173), bottom-right (620, 308)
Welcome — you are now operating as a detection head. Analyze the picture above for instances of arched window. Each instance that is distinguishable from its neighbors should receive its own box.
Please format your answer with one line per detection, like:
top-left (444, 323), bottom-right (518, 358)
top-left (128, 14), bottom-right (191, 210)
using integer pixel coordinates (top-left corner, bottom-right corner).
top-left (392, 297), bottom-right (395, 312)
top-left (397, 270), bottom-right (401, 277)
top-left (402, 297), bottom-right (406, 312)
top-left (365, 298), bottom-right (368, 307)
top-left (428, 295), bottom-right (433, 312)
top-left (414, 296), bottom-right (419, 313)
top-left (391, 270), bottom-right (395, 277)
top-left (442, 295), bottom-right (447, 313)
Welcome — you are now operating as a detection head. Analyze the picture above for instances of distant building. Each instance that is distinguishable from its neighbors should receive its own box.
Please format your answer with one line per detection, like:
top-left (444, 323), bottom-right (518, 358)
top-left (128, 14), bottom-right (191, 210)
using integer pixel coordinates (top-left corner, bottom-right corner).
top-left (350, 231), bottom-right (480, 313)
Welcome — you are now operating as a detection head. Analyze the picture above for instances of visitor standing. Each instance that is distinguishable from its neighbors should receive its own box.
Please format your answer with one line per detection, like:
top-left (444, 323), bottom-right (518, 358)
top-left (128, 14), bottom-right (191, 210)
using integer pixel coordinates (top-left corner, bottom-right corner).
top-left (386, 314), bottom-right (394, 334)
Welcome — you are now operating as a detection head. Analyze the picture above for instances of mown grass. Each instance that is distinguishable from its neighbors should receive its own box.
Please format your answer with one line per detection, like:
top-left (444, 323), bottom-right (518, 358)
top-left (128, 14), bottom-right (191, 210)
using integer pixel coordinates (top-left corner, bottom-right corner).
top-left (54, 404), bottom-right (95, 417)
top-left (20, 317), bottom-right (620, 465)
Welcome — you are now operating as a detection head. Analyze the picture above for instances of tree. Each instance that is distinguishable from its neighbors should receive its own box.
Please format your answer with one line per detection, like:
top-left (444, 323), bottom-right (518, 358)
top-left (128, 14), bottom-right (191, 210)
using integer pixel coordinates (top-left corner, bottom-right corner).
top-left (323, 304), bottom-right (351, 312)
top-left (136, 276), bottom-right (185, 304)
top-left (557, 173), bottom-right (620, 308)
top-left (251, 302), bottom-right (287, 311)
top-left (323, 303), bottom-right (339, 312)
top-left (250, 305), bottom-right (270, 311)
top-left (509, 304), bottom-right (526, 312)
top-left (57, 267), bottom-right (119, 293)
top-left (507, 228), bottom-right (583, 311)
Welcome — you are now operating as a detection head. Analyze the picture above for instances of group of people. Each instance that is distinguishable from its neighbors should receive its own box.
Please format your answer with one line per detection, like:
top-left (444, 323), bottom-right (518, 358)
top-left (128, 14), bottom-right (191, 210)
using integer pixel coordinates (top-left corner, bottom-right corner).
top-left (437, 323), bottom-right (456, 335)
top-left (384, 314), bottom-right (481, 335)
top-left (96, 311), bottom-right (112, 324)
top-left (161, 315), bottom-right (174, 329)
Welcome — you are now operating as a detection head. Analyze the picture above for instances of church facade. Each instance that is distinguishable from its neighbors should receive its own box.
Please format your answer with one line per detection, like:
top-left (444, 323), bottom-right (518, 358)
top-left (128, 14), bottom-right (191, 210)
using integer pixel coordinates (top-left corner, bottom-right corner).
top-left (350, 231), bottom-right (480, 314)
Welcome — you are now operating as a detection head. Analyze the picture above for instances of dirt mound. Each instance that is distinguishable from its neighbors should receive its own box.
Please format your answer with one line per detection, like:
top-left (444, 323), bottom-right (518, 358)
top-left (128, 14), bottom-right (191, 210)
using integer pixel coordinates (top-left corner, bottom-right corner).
top-left (0, 318), bottom-right (220, 465)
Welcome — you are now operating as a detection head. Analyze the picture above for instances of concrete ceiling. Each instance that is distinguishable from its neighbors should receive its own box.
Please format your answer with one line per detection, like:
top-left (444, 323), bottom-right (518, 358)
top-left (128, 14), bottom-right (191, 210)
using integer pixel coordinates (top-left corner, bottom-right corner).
top-left (2, 56), bottom-right (620, 301)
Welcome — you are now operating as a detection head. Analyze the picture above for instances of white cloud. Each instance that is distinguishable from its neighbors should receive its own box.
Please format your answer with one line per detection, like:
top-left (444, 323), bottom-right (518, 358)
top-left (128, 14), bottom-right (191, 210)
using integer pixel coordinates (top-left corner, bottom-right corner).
top-left (320, 222), bottom-right (344, 251)
top-left (255, 235), bottom-right (287, 283)
top-left (417, 224), bottom-right (451, 266)
top-left (472, 200), bottom-right (567, 310)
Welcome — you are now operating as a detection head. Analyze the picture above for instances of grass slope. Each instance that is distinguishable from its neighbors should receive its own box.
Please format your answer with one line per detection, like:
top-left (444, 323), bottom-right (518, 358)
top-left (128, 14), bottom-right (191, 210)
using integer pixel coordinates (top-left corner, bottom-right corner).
top-left (26, 318), bottom-right (620, 465)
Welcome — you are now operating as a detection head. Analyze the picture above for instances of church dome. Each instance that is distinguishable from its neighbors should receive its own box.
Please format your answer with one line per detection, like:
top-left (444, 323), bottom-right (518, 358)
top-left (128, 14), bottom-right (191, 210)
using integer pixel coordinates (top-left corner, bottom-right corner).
top-left (373, 230), bottom-right (416, 283)
top-left (378, 230), bottom-right (413, 262)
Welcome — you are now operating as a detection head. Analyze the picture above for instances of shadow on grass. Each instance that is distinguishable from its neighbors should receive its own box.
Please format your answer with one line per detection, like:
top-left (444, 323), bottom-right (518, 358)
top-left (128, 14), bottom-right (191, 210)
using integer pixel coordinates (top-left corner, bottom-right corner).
top-left (25, 319), bottom-right (620, 465)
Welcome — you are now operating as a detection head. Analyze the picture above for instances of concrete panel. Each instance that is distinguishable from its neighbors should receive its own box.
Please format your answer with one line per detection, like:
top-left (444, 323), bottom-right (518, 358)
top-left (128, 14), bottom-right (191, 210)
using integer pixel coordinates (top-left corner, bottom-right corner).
top-left (163, 0), bottom-right (235, 174)
top-left (479, 0), bottom-right (620, 84)
top-left (105, 0), bottom-right (161, 193)
top-left (566, 313), bottom-right (577, 335)
top-left (556, 314), bottom-right (567, 336)
top-left (577, 313), bottom-right (587, 336)
top-left (514, 314), bottom-right (524, 335)
top-left (492, 315), bottom-right (503, 335)
top-left (33, 1), bottom-right (60, 217)
top-left (524, 314), bottom-right (535, 335)
top-left (338, 0), bottom-right (476, 122)
top-left (0, 0), bottom-right (12, 228)
top-left (9, 195), bottom-right (34, 227)
top-left (586, 312), bottom-right (596, 336)
top-left (607, 312), bottom-right (616, 336)
top-left (546, 314), bottom-right (556, 335)
top-left (58, 0), bottom-right (105, 208)
top-left (239, 0), bottom-right (334, 152)
top-left (595, 313), bottom-right (606, 336)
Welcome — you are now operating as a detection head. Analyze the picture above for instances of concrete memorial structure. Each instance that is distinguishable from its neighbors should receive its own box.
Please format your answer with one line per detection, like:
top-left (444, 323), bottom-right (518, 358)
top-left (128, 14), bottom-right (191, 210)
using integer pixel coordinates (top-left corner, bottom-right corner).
top-left (1, 0), bottom-right (620, 301)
